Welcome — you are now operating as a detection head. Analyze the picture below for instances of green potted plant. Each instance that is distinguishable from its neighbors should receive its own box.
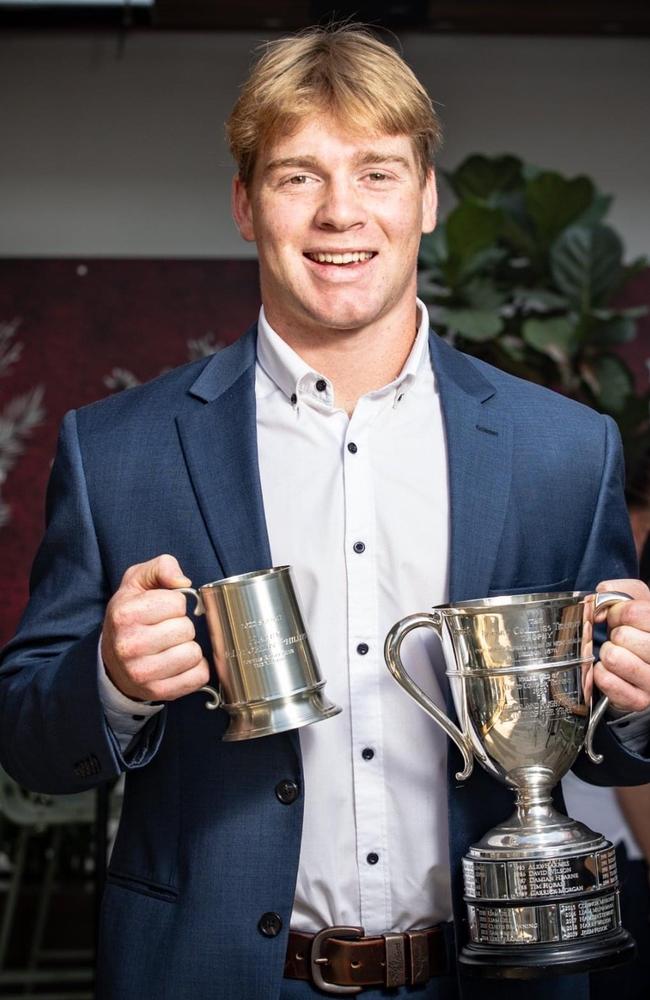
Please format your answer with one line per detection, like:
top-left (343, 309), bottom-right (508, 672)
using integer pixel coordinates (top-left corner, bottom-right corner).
top-left (418, 154), bottom-right (649, 483)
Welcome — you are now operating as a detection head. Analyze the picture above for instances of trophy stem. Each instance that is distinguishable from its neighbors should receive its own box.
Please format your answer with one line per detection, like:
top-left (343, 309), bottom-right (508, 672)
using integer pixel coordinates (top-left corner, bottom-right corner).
top-left (512, 767), bottom-right (557, 830)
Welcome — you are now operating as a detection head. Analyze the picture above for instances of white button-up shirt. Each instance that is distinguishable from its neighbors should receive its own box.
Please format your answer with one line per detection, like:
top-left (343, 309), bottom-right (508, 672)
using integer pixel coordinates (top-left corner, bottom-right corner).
top-left (100, 299), bottom-right (453, 934)
top-left (255, 301), bottom-right (451, 933)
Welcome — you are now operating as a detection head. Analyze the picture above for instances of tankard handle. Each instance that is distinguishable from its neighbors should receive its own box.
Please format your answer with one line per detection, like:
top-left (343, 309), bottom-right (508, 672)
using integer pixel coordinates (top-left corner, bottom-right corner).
top-left (585, 590), bottom-right (633, 764)
top-left (177, 587), bottom-right (221, 712)
top-left (384, 613), bottom-right (474, 781)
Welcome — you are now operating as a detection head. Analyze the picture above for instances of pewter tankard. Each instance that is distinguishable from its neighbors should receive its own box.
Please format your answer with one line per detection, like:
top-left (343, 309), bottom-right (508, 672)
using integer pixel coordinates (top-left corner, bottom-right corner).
top-left (385, 590), bottom-right (635, 979)
top-left (181, 566), bottom-right (341, 741)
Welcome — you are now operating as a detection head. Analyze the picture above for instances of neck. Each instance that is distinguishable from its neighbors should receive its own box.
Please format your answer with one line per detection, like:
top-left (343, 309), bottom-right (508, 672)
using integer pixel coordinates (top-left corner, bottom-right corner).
top-left (265, 301), bottom-right (420, 414)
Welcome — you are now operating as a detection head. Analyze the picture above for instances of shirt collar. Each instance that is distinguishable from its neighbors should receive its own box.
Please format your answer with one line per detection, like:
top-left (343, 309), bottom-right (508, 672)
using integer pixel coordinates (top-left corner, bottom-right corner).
top-left (256, 299), bottom-right (431, 409)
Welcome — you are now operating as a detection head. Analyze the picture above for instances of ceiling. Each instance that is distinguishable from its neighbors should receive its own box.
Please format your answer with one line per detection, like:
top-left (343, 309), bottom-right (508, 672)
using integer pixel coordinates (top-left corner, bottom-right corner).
top-left (1, 1), bottom-right (649, 35)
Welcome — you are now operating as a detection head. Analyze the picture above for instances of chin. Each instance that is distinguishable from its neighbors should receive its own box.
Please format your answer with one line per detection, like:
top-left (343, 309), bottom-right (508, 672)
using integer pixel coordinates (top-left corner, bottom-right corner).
top-left (302, 298), bottom-right (382, 332)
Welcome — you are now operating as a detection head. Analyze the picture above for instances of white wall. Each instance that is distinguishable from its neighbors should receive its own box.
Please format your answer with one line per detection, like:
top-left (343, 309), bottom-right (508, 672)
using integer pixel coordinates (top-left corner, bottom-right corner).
top-left (1, 30), bottom-right (649, 259)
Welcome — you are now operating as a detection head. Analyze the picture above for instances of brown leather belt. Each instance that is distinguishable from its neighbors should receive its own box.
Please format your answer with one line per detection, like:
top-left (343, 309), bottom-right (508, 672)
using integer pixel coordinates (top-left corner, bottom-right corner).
top-left (284, 924), bottom-right (449, 994)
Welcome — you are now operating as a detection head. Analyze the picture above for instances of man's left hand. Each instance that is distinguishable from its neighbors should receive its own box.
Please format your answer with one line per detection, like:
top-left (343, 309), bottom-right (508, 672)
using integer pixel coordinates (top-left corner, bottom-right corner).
top-left (595, 579), bottom-right (650, 714)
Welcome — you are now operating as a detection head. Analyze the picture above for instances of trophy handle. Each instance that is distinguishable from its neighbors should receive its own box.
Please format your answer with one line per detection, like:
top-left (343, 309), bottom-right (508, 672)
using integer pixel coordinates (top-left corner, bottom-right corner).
top-left (177, 587), bottom-right (222, 711)
top-left (384, 612), bottom-right (473, 781)
top-left (585, 590), bottom-right (633, 764)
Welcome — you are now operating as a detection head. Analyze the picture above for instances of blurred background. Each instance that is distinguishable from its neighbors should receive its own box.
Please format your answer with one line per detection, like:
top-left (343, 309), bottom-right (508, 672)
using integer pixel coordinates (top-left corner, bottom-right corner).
top-left (0, 3), bottom-right (648, 997)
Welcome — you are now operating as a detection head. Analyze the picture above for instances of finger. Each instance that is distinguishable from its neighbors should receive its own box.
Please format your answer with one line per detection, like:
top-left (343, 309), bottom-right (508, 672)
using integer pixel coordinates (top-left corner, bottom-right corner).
top-left (600, 639), bottom-right (650, 691)
top-left (110, 589), bottom-right (191, 629)
top-left (609, 624), bottom-right (650, 663)
top-left (143, 660), bottom-right (212, 703)
top-left (128, 642), bottom-right (208, 691)
top-left (121, 554), bottom-right (191, 595)
top-left (594, 580), bottom-right (650, 624)
top-left (598, 598), bottom-right (650, 631)
top-left (110, 616), bottom-right (196, 663)
top-left (593, 660), bottom-right (650, 713)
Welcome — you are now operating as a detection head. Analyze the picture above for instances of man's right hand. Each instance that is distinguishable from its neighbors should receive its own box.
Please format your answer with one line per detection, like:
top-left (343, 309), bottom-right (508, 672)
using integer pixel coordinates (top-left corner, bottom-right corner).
top-left (100, 554), bottom-right (210, 702)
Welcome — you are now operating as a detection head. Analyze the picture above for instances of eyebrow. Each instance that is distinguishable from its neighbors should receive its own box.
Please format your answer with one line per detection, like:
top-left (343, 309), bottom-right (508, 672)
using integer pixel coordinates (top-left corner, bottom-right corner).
top-left (263, 151), bottom-right (413, 175)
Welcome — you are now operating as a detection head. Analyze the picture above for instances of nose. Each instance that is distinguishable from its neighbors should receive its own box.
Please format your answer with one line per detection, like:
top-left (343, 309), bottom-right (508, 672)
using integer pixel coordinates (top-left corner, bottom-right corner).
top-left (314, 178), bottom-right (367, 231)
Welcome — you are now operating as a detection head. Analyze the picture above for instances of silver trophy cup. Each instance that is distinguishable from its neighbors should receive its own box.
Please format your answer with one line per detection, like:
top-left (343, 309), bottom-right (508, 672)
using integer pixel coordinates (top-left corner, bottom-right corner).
top-left (181, 566), bottom-right (341, 741)
top-left (385, 590), bottom-right (636, 979)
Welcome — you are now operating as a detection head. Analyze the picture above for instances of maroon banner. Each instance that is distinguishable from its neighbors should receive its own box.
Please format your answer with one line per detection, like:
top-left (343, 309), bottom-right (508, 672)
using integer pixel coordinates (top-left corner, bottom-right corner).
top-left (0, 258), bottom-right (260, 645)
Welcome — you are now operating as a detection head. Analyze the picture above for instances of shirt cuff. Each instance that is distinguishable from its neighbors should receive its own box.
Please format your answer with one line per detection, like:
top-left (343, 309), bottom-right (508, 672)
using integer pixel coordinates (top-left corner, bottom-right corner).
top-left (97, 636), bottom-right (164, 753)
top-left (606, 705), bottom-right (650, 756)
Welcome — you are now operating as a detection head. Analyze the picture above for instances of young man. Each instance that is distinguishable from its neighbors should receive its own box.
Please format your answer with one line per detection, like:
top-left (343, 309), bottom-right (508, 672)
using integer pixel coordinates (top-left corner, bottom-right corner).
top-left (1, 25), bottom-right (650, 1000)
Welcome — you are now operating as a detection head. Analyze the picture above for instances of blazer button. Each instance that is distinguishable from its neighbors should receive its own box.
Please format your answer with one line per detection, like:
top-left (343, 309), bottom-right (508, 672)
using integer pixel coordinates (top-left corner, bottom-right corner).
top-left (258, 912), bottom-right (283, 937)
top-left (275, 779), bottom-right (299, 804)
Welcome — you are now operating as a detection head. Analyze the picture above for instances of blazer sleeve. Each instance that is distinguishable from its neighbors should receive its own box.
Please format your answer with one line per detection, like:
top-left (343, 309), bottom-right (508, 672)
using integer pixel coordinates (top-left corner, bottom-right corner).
top-left (0, 410), bottom-right (166, 794)
top-left (571, 414), bottom-right (650, 784)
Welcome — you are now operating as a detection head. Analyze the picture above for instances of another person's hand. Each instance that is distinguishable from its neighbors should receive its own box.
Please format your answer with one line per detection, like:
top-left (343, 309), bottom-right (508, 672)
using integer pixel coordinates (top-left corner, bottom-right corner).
top-left (594, 579), bottom-right (650, 713)
top-left (100, 554), bottom-right (210, 702)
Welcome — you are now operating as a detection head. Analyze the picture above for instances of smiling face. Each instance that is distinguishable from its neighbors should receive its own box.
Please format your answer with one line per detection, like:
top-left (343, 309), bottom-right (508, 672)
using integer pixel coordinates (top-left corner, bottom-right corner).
top-left (232, 115), bottom-right (437, 347)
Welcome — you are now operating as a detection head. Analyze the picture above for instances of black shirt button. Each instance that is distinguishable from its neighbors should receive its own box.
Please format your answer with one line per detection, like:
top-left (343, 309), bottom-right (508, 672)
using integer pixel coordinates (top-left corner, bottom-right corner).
top-left (131, 714), bottom-right (145, 721)
top-left (367, 852), bottom-right (379, 865)
top-left (275, 779), bottom-right (299, 805)
top-left (356, 643), bottom-right (369, 655)
top-left (315, 378), bottom-right (327, 392)
top-left (353, 541), bottom-right (365, 554)
top-left (347, 442), bottom-right (358, 453)
top-left (258, 912), bottom-right (283, 937)
top-left (362, 748), bottom-right (374, 760)
top-left (290, 392), bottom-right (297, 405)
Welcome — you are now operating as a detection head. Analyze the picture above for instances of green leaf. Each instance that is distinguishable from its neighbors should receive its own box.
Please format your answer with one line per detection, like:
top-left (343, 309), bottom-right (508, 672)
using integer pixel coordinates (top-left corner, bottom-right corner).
top-left (458, 246), bottom-right (508, 281)
top-left (574, 193), bottom-right (613, 227)
top-left (445, 202), bottom-right (503, 266)
top-left (498, 336), bottom-right (527, 362)
top-left (525, 172), bottom-right (595, 245)
top-left (417, 271), bottom-right (451, 301)
top-left (445, 154), bottom-right (524, 201)
top-left (582, 356), bottom-right (634, 413)
top-left (500, 216), bottom-right (537, 257)
top-left (590, 305), bottom-right (648, 321)
top-left (620, 305), bottom-right (648, 319)
top-left (586, 316), bottom-right (637, 346)
top-left (522, 317), bottom-right (579, 361)
top-left (550, 224), bottom-right (624, 309)
top-left (463, 278), bottom-right (506, 310)
top-left (439, 308), bottom-right (504, 341)
top-left (515, 288), bottom-right (570, 312)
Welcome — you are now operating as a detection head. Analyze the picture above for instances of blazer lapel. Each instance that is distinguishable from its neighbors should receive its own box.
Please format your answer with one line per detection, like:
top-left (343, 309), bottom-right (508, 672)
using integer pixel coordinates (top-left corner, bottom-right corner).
top-left (176, 326), bottom-right (272, 579)
top-left (429, 333), bottom-right (513, 604)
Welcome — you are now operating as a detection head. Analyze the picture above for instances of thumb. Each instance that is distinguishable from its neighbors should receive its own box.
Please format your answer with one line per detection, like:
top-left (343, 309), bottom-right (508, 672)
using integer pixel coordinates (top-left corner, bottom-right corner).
top-left (122, 554), bottom-right (192, 593)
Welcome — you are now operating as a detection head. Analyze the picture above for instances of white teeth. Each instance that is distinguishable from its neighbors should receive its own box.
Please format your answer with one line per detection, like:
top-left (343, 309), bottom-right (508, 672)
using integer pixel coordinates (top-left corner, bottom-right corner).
top-left (307, 251), bottom-right (374, 264)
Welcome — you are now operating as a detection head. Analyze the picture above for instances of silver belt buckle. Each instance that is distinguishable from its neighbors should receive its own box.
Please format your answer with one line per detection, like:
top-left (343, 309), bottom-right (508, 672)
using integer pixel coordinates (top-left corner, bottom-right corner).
top-left (383, 932), bottom-right (407, 987)
top-left (310, 924), bottom-right (364, 995)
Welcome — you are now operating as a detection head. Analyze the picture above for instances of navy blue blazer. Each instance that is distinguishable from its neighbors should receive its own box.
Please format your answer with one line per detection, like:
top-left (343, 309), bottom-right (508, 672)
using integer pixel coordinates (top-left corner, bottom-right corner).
top-left (1, 326), bottom-right (648, 1000)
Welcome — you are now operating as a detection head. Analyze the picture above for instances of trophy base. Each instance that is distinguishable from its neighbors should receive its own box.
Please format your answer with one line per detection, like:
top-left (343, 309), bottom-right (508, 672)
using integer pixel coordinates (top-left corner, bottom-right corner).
top-left (459, 926), bottom-right (636, 979)
top-left (222, 685), bottom-right (341, 741)
top-left (461, 820), bottom-right (637, 979)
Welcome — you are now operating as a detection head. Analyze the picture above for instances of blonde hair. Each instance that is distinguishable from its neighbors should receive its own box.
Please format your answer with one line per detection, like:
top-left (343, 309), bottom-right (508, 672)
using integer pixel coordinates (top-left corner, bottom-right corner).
top-left (226, 24), bottom-right (442, 187)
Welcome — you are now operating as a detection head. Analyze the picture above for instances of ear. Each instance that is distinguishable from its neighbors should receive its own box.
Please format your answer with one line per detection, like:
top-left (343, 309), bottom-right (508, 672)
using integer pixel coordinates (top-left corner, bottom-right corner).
top-left (231, 175), bottom-right (256, 243)
top-left (421, 168), bottom-right (438, 234)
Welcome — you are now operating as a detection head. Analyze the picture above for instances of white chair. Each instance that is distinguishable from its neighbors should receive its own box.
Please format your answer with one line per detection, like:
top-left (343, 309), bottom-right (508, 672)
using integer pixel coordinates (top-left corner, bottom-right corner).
top-left (0, 767), bottom-right (107, 1000)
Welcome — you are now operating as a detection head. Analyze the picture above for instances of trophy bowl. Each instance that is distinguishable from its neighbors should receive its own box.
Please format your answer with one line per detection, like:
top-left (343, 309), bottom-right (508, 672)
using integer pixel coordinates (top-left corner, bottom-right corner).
top-left (385, 590), bottom-right (636, 979)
